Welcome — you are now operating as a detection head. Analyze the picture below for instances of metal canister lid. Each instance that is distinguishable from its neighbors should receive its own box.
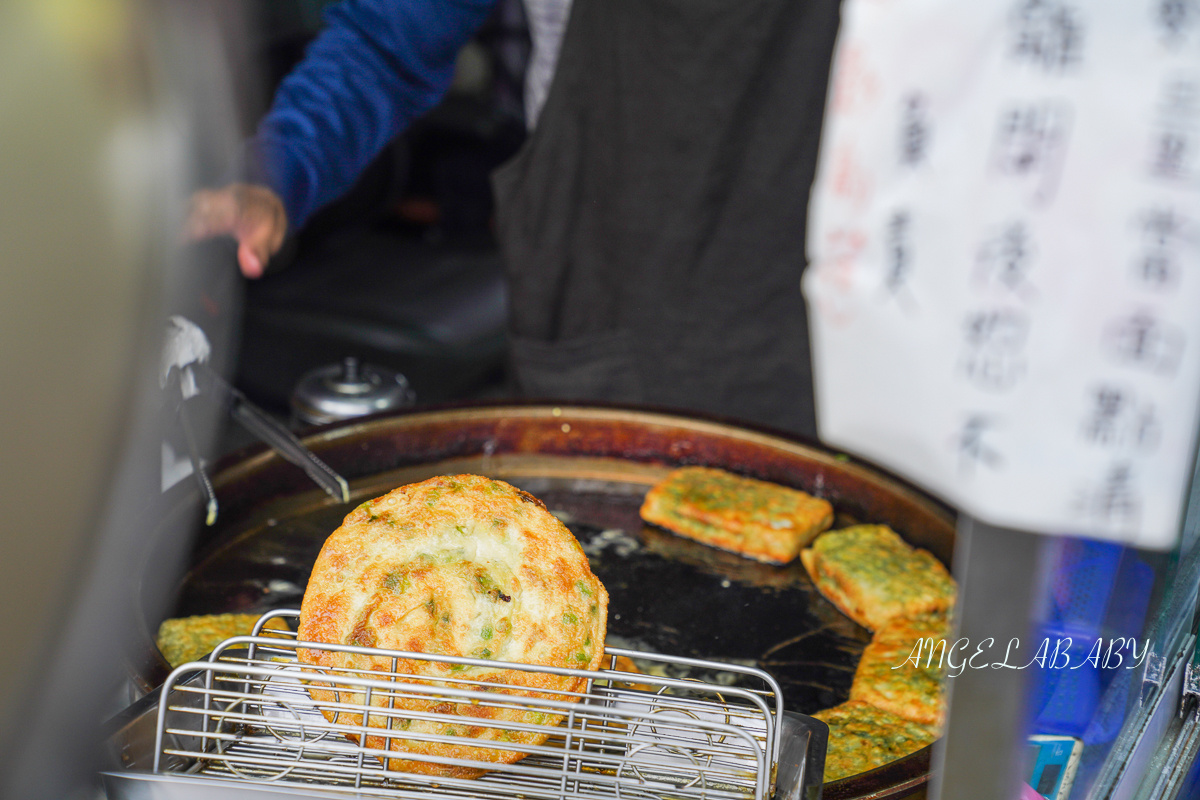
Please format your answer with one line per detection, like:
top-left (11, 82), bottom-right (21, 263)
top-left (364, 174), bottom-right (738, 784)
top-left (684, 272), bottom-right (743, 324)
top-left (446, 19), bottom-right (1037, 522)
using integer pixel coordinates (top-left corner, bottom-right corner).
top-left (290, 357), bottom-right (415, 426)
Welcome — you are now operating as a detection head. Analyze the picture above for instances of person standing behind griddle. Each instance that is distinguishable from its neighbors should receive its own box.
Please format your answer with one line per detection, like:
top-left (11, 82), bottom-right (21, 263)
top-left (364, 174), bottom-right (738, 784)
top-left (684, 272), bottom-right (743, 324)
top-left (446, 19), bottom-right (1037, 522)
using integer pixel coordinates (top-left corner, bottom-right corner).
top-left (187, 0), bottom-right (841, 438)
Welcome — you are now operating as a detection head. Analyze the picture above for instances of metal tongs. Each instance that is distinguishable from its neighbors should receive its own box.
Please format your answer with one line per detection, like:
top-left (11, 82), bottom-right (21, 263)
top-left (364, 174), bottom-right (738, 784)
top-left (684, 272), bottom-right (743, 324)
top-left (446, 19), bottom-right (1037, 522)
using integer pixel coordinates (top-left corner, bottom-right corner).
top-left (163, 317), bottom-right (349, 525)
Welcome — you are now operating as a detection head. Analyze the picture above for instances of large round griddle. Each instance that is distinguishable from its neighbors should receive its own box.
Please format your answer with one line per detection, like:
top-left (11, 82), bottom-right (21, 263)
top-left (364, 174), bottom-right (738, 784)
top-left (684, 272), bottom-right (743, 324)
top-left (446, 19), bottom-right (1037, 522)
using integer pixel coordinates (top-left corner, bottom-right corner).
top-left (142, 404), bottom-right (954, 800)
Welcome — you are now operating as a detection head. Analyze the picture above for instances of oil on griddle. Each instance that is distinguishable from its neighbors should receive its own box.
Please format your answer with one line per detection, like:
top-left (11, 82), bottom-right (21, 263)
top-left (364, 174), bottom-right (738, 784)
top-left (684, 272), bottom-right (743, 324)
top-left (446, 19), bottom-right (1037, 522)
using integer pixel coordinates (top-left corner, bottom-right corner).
top-left (172, 474), bottom-right (873, 714)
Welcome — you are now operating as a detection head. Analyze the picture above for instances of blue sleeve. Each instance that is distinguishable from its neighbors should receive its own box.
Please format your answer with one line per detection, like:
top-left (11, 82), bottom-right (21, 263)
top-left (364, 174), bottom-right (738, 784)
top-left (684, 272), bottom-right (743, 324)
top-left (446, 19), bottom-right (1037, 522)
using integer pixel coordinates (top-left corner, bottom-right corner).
top-left (246, 0), bottom-right (500, 229)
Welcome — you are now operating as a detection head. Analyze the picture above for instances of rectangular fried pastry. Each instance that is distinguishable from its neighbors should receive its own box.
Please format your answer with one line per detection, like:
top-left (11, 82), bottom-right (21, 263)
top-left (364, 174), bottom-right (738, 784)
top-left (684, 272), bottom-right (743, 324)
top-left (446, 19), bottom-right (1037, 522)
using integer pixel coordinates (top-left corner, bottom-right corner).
top-left (850, 612), bottom-right (951, 728)
top-left (813, 700), bottom-right (938, 782)
top-left (640, 467), bottom-right (833, 564)
top-left (800, 524), bottom-right (955, 630)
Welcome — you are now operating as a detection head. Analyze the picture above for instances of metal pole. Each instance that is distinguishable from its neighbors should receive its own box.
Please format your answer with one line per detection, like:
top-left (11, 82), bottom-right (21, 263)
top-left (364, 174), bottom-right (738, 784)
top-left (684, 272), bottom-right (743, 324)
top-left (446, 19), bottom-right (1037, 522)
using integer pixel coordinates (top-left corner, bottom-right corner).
top-left (930, 516), bottom-right (1045, 800)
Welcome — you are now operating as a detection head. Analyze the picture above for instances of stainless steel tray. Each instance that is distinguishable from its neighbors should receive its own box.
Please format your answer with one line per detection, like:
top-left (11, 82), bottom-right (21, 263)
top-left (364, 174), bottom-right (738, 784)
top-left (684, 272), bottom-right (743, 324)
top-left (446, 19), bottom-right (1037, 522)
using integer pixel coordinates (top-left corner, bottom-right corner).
top-left (103, 611), bottom-right (827, 800)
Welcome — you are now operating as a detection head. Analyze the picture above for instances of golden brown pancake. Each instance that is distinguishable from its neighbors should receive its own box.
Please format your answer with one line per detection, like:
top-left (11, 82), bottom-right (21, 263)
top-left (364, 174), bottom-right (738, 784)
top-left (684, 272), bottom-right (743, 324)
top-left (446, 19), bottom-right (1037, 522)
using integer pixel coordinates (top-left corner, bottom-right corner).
top-left (850, 612), bottom-right (951, 728)
top-left (640, 467), bottom-right (833, 564)
top-left (800, 525), bottom-right (955, 630)
top-left (298, 474), bottom-right (608, 778)
top-left (813, 701), bottom-right (938, 782)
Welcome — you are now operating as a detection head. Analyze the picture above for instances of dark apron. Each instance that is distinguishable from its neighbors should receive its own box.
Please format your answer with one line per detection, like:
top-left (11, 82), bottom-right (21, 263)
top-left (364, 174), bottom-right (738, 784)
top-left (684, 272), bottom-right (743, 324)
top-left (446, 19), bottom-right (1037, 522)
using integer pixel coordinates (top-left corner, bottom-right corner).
top-left (492, 0), bottom-right (841, 438)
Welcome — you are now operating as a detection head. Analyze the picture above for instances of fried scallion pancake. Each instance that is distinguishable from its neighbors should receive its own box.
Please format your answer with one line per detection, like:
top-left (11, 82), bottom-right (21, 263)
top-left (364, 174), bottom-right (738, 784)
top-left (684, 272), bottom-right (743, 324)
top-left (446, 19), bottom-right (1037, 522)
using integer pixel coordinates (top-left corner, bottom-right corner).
top-left (813, 700), bottom-right (938, 782)
top-left (640, 467), bottom-right (833, 564)
top-left (850, 612), bottom-right (951, 728)
top-left (800, 525), bottom-right (955, 630)
top-left (298, 474), bottom-right (609, 778)
top-left (156, 613), bottom-right (289, 668)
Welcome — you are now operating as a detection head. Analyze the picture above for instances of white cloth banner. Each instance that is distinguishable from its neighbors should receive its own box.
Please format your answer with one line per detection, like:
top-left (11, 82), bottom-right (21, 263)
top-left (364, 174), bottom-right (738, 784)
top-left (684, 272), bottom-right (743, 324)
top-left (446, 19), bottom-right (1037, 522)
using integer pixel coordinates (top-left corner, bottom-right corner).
top-left (805, 0), bottom-right (1200, 549)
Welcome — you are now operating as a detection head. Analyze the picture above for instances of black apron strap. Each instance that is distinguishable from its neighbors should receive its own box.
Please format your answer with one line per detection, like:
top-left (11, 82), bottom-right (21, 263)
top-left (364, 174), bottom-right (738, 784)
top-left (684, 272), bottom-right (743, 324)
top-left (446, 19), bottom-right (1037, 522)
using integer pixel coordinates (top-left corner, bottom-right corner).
top-left (493, 0), bottom-right (841, 437)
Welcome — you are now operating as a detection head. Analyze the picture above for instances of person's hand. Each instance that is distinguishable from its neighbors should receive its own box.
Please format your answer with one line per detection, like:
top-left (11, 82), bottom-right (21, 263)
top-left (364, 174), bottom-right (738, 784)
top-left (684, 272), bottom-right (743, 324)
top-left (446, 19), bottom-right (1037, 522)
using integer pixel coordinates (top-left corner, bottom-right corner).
top-left (185, 183), bottom-right (287, 279)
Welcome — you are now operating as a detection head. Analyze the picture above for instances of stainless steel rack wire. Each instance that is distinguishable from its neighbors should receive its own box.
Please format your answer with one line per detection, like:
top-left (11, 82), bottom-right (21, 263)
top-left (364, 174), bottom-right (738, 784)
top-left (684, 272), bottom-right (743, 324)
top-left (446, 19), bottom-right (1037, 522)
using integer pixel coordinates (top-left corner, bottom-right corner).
top-left (130, 610), bottom-right (787, 800)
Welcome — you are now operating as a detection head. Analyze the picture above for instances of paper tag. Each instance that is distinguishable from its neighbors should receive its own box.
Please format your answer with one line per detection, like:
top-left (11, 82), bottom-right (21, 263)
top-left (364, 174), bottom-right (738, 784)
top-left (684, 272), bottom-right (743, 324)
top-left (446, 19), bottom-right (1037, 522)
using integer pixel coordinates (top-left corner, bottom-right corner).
top-left (805, 0), bottom-right (1200, 548)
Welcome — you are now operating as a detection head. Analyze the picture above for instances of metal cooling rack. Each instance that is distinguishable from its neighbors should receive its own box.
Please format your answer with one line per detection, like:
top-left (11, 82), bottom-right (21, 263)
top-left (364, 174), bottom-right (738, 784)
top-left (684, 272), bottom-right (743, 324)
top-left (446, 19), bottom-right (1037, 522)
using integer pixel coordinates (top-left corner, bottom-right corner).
top-left (129, 610), bottom-right (786, 800)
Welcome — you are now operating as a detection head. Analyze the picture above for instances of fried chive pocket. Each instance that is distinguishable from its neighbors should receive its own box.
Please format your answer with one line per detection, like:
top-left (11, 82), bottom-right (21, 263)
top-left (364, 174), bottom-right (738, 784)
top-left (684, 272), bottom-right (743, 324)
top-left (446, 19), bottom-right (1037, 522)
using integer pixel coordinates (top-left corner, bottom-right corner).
top-left (640, 467), bottom-right (833, 564)
top-left (800, 524), bottom-right (955, 631)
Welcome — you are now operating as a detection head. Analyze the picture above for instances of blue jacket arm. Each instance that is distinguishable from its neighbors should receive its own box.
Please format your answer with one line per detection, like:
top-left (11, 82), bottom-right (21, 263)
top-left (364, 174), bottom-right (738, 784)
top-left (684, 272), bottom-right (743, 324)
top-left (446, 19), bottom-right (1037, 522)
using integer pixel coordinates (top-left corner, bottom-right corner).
top-left (246, 0), bottom-right (500, 229)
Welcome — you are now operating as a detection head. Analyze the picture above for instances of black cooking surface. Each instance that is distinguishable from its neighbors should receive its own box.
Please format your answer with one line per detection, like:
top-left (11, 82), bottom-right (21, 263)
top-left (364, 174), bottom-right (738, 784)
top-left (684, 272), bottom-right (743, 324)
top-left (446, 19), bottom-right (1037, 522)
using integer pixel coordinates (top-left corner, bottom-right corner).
top-left (173, 477), bottom-right (871, 714)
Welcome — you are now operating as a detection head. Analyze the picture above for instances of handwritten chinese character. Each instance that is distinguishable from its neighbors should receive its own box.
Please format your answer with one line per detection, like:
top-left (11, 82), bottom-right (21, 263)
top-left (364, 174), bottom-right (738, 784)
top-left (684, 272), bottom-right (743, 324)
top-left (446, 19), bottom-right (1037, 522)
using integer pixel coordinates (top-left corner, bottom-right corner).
top-left (1152, 132), bottom-right (1191, 180)
top-left (1082, 387), bottom-right (1126, 445)
top-left (830, 44), bottom-right (881, 116)
top-left (1132, 207), bottom-right (1190, 289)
top-left (900, 94), bottom-right (931, 166)
top-left (1101, 311), bottom-right (1185, 375)
top-left (831, 144), bottom-right (873, 209)
top-left (882, 211), bottom-right (919, 313)
top-left (1078, 462), bottom-right (1141, 528)
top-left (1136, 251), bottom-right (1176, 287)
top-left (1009, 0), bottom-right (1085, 71)
top-left (975, 222), bottom-right (1038, 299)
top-left (1081, 385), bottom-right (1162, 451)
top-left (1148, 79), bottom-right (1198, 181)
top-left (1141, 207), bottom-right (1186, 247)
top-left (824, 228), bottom-right (868, 291)
top-left (991, 103), bottom-right (1072, 204)
top-left (959, 310), bottom-right (1029, 391)
top-left (886, 212), bottom-right (910, 286)
top-left (952, 415), bottom-right (1005, 473)
top-left (812, 228), bottom-right (870, 326)
top-left (1156, 0), bottom-right (1198, 45)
